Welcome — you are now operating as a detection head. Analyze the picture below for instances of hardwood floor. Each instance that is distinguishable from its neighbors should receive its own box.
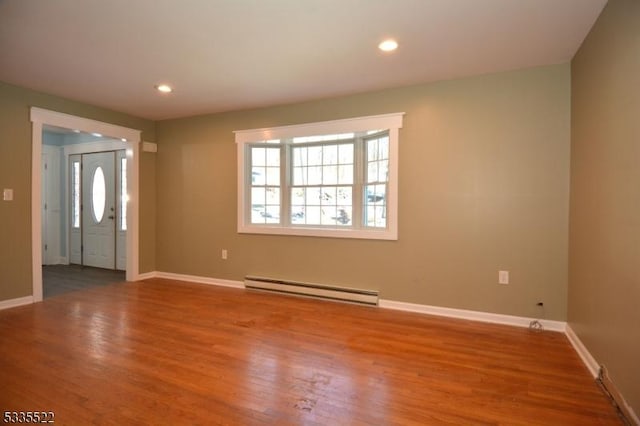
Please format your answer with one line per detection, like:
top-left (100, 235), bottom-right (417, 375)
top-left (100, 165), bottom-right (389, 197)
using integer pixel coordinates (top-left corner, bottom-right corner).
top-left (0, 279), bottom-right (622, 425)
top-left (43, 264), bottom-right (125, 298)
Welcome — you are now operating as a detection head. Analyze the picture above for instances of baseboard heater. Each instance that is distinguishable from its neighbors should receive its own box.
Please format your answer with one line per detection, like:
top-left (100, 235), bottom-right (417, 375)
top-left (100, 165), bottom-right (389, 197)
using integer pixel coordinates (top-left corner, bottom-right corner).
top-left (244, 275), bottom-right (379, 306)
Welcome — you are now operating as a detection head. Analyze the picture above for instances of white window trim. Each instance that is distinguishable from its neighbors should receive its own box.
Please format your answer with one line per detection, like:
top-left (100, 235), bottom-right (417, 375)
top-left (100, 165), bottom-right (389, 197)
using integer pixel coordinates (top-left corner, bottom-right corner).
top-left (234, 112), bottom-right (404, 240)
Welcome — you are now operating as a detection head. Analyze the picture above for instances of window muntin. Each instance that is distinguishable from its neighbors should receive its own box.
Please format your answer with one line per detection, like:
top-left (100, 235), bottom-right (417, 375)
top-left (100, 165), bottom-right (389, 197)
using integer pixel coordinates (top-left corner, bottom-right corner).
top-left (235, 113), bottom-right (403, 240)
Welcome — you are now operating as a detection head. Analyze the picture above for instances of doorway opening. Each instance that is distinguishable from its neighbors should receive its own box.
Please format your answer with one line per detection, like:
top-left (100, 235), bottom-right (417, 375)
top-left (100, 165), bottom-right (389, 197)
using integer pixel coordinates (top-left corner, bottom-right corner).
top-left (31, 108), bottom-right (141, 302)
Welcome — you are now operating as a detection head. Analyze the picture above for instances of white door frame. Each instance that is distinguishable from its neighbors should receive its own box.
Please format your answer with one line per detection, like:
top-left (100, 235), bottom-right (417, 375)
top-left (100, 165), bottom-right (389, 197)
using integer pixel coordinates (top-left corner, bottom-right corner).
top-left (31, 107), bottom-right (141, 302)
top-left (63, 141), bottom-right (129, 266)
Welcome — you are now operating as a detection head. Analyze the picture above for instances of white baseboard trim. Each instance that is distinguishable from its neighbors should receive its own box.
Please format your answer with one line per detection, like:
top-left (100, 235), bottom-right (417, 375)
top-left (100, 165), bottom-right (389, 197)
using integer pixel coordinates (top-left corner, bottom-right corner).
top-left (0, 295), bottom-right (34, 311)
top-left (145, 271), bottom-right (244, 289)
top-left (136, 271), bottom-right (157, 280)
top-left (565, 324), bottom-right (599, 378)
top-left (565, 325), bottom-right (640, 425)
top-left (378, 299), bottom-right (567, 332)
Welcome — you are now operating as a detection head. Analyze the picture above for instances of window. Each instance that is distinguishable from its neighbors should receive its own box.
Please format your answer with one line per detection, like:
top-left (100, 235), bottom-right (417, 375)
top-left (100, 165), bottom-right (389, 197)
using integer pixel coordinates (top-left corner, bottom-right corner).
top-left (71, 160), bottom-right (80, 228)
top-left (91, 166), bottom-right (106, 223)
top-left (120, 157), bottom-right (128, 231)
top-left (235, 113), bottom-right (403, 240)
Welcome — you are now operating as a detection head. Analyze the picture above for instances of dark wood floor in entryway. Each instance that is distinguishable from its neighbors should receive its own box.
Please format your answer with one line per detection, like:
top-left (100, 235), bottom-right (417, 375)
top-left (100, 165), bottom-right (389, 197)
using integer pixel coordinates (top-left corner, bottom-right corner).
top-left (43, 264), bottom-right (125, 298)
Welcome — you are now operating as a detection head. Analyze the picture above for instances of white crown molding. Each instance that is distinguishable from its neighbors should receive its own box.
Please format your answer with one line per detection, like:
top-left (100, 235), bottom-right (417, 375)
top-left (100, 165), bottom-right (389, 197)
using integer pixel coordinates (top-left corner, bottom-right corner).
top-left (379, 299), bottom-right (567, 332)
top-left (0, 296), bottom-right (34, 311)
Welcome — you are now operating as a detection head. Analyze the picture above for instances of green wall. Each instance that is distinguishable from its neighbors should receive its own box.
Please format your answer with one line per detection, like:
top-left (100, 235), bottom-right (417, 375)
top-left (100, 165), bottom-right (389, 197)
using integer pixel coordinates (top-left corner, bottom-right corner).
top-left (0, 81), bottom-right (156, 300)
top-left (569, 0), bottom-right (640, 416)
top-left (156, 64), bottom-right (571, 320)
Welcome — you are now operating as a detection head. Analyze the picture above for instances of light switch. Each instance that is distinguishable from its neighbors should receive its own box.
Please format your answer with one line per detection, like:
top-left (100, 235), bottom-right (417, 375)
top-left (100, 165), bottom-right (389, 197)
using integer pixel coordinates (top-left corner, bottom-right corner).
top-left (3, 189), bottom-right (13, 201)
top-left (498, 270), bottom-right (509, 285)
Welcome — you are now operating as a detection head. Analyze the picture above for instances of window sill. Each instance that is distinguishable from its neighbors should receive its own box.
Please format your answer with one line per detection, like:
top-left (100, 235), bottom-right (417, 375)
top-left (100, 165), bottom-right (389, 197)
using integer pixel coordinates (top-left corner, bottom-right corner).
top-left (238, 224), bottom-right (397, 240)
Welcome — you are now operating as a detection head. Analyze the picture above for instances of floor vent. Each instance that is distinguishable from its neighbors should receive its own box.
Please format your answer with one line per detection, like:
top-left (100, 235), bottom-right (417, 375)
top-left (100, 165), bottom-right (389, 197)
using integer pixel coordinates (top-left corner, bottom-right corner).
top-left (244, 276), bottom-right (378, 306)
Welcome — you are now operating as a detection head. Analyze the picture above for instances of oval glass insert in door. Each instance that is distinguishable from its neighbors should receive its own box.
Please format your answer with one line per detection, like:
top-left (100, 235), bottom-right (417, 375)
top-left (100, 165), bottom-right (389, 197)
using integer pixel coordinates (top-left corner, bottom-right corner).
top-left (92, 166), bottom-right (106, 222)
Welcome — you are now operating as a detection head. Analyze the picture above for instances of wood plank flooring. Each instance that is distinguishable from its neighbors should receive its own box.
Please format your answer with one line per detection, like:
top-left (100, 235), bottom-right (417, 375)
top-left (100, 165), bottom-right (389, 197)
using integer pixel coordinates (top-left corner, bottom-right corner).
top-left (0, 278), bottom-right (622, 425)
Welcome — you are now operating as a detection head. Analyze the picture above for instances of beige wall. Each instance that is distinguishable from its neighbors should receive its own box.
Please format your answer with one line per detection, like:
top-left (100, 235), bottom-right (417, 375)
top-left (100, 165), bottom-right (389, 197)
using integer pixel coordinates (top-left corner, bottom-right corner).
top-left (0, 82), bottom-right (157, 301)
top-left (156, 64), bottom-right (570, 320)
top-left (569, 0), bottom-right (640, 416)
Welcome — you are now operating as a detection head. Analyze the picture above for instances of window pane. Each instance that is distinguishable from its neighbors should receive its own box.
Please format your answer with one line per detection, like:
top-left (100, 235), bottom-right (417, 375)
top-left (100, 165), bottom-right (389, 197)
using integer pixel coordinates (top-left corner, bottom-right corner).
top-left (293, 167), bottom-right (305, 185)
top-left (307, 166), bottom-right (322, 185)
top-left (266, 167), bottom-right (280, 186)
top-left (321, 207), bottom-right (337, 225)
top-left (265, 187), bottom-right (280, 205)
top-left (291, 206), bottom-right (305, 224)
top-left (251, 147), bottom-right (266, 166)
top-left (293, 147), bottom-right (307, 167)
top-left (266, 148), bottom-right (280, 166)
top-left (323, 165), bottom-right (338, 185)
top-left (264, 205), bottom-right (280, 223)
top-left (251, 187), bottom-right (265, 206)
top-left (252, 167), bottom-right (265, 185)
top-left (367, 162), bottom-right (378, 183)
top-left (306, 206), bottom-right (321, 224)
top-left (378, 137), bottom-right (389, 160)
top-left (120, 157), bottom-right (127, 231)
top-left (365, 184), bottom-right (387, 228)
top-left (291, 187), bottom-right (305, 205)
top-left (321, 187), bottom-right (336, 205)
top-left (338, 165), bottom-right (353, 185)
top-left (339, 144), bottom-right (354, 164)
top-left (308, 146), bottom-right (322, 166)
top-left (92, 167), bottom-right (106, 223)
top-left (72, 161), bottom-right (80, 228)
top-left (368, 139), bottom-right (378, 161)
top-left (336, 206), bottom-right (352, 226)
top-left (306, 187), bottom-right (321, 205)
top-left (378, 160), bottom-right (389, 182)
top-left (323, 145), bottom-right (338, 165)
top-left (337, 187), bottom-right (352, 204)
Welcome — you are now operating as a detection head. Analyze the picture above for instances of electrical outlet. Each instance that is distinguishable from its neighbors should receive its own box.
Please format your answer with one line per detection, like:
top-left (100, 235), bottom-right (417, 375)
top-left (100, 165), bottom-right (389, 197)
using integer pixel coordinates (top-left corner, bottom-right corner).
top-left (498, 270), bottom-right (509, 285)
top-left (221, 249), bottom-right (228, 260)
top-left (3, 188), bottom-right (13, 201)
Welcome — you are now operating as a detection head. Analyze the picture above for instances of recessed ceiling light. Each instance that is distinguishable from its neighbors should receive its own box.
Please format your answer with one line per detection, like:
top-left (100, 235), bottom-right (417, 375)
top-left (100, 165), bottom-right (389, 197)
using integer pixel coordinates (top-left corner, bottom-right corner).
top-left (155, 84), bottom-right (173, 93)
top-left (378, 39), bottom-right (398, 52)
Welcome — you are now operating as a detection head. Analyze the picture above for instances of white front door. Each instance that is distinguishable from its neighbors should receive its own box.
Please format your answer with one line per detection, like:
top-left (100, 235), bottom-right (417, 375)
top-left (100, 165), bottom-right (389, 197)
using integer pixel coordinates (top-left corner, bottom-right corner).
top-left (82, 151), bottom-right (116, 269)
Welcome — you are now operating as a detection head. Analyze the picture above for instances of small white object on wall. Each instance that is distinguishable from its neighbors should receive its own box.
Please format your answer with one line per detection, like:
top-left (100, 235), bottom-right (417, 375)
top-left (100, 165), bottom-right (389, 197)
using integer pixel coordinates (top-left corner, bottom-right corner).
top-left (142, 142), bottom-right (158, 153)
top-left (3, 188), bottom-right (13, 201)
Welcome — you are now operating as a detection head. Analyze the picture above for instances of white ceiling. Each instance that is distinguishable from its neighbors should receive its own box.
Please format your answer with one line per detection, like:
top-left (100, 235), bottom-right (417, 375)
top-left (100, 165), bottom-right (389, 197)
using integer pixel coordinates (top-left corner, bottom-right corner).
top-left (0, 0), bottom-right (606, 120)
